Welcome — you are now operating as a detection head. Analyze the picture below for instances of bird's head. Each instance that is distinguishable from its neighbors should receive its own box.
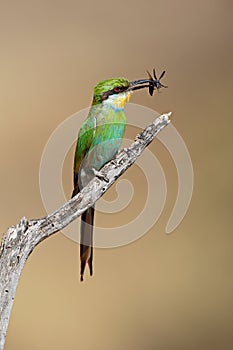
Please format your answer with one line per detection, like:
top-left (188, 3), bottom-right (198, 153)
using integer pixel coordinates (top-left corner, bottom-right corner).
top-left (92, 69), bottom-right (167, 109)
top-left (93, 78), bottom-right (131, 108)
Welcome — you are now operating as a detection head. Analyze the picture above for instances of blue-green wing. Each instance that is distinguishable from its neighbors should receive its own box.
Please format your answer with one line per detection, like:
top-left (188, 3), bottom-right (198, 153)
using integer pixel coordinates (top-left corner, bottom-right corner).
top-left (73, 115), bottom-right (96, 195)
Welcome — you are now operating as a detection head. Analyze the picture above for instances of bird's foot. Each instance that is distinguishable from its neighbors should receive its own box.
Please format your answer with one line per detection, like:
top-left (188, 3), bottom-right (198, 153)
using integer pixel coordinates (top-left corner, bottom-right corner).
top-left (92, 168), bottom-right (109, 182)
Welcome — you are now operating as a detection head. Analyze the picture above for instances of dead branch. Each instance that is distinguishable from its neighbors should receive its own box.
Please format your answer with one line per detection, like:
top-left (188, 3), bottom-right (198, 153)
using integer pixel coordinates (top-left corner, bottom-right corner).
top-left (0, 112), bottom-right (171, 349)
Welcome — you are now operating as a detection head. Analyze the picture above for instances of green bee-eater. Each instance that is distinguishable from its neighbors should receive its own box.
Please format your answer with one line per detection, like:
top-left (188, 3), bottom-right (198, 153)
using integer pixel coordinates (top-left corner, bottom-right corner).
top-left (72, 69), bottom-right (167, 281)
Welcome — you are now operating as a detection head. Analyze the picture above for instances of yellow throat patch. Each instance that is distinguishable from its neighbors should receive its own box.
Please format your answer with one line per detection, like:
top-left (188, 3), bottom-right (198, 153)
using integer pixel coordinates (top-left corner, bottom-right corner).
top-left (107, 91), bottom-right (132, 109)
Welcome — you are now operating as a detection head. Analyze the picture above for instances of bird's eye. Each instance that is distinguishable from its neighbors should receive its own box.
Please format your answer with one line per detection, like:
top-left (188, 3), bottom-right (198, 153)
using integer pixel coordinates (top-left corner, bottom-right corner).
top-left (113, 86), bottom-right (121, 93)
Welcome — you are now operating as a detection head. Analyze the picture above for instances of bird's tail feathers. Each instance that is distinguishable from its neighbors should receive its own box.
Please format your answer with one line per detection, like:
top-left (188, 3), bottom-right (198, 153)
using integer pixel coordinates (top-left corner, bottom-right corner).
top-left (80, 207), bottom-right (95, 281)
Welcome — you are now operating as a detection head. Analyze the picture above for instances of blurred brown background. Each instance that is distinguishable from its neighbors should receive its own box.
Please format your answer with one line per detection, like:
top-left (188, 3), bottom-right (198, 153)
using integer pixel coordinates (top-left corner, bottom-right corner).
top-left (0, 1), bottom-right (233, 349)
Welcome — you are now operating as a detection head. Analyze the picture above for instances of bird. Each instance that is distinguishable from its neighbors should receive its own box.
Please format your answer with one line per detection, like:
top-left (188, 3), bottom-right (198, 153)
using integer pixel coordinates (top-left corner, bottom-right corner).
top-left (72, 69), bottom-right (167, 281)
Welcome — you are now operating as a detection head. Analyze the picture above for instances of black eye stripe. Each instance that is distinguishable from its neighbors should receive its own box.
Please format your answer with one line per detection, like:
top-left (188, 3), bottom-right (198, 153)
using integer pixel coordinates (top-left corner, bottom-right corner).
top-left (111, 85), bottom-right (128, 94)
top-left (113, 86), bottom-right (121, 93)
top-left (101, 84), bottom-right (129, 101)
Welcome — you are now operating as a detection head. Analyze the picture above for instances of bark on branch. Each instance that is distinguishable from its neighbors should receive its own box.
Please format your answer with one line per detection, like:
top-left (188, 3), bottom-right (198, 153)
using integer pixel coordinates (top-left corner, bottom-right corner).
top-left (0, 112), bottom-right (171, 349)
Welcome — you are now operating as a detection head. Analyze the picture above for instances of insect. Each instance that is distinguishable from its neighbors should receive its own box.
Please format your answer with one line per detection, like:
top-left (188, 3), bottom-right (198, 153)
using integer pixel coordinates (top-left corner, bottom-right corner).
top-left (130, 68), bottom-right (167, 96)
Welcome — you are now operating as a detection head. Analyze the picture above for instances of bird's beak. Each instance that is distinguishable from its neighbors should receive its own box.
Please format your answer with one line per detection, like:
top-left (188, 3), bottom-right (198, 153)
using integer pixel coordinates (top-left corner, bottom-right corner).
top-left (128, 69), bottom-right (167, 96)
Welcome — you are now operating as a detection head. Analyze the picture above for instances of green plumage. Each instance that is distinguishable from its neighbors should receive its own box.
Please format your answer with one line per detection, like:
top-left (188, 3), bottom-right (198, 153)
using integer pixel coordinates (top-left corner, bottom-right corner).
top-left (72, 78), bottom-right (130, 281)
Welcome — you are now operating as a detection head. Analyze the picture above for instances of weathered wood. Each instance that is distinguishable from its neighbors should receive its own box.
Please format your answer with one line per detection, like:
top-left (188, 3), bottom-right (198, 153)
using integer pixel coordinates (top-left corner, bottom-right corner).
top-left (0, 112), bottom-right (171, 349)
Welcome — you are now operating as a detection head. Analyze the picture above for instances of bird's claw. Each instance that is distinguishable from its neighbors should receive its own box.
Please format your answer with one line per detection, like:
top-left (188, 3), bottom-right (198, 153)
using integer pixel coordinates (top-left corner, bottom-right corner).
top-left (92, 168), bottom-right (109, 182)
